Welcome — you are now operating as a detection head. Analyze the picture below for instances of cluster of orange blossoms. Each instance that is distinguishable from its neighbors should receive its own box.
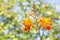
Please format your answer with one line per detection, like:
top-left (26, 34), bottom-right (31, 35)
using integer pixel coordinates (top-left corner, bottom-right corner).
top-left (36, 16), bottom-right (52, 30)
top-left (22, 15), bottom-right (53, 31)
top-left (22, 16), bottom-right (33, 31)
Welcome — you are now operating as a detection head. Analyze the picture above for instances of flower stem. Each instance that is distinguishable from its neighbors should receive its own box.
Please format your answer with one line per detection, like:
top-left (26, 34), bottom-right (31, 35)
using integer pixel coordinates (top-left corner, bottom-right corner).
top-left (39, 30), bottom-right (43, 40)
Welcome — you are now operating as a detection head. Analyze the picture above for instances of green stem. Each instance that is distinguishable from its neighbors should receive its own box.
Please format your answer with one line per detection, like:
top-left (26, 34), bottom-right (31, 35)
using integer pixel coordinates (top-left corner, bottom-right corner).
top-left (39, 30), bottom-right (43, 40)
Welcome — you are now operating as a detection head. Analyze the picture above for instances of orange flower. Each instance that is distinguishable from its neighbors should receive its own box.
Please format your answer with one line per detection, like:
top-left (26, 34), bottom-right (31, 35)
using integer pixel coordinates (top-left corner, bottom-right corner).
top-left (22, 16), bottom-right (33, 31)
top-left (37, 16), bottom-right (52, 30)
top-left (24, 26), bottom-right (30, 31)
top-left (46, 25), bottom-right (51, 30)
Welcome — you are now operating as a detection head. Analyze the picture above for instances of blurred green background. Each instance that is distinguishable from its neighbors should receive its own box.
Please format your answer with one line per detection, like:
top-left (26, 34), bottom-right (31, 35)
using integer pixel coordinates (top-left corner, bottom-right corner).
top-left (0, 0), bottom-right (60, 40)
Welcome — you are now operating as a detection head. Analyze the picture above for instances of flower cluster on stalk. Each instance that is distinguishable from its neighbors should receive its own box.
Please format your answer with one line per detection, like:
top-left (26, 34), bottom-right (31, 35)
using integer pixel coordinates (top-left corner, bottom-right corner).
top-left (22, 14), bottom-right (53, 31)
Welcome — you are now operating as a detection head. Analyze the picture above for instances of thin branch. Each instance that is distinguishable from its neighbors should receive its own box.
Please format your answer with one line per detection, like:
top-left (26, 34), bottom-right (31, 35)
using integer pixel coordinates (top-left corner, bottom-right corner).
top-left (39, 30), bottom-right (43, 40)
top-left (55, 17), bottom-right (60, 20)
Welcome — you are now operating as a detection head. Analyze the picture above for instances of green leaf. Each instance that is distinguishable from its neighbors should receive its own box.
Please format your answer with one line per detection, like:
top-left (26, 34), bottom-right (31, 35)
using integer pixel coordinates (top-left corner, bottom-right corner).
top-left (26, 0), bottom-right (30, 3)
top-left (0, 0), bottom-right (4, 4)
top-left (18, 0), bottom-right (26, 2)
